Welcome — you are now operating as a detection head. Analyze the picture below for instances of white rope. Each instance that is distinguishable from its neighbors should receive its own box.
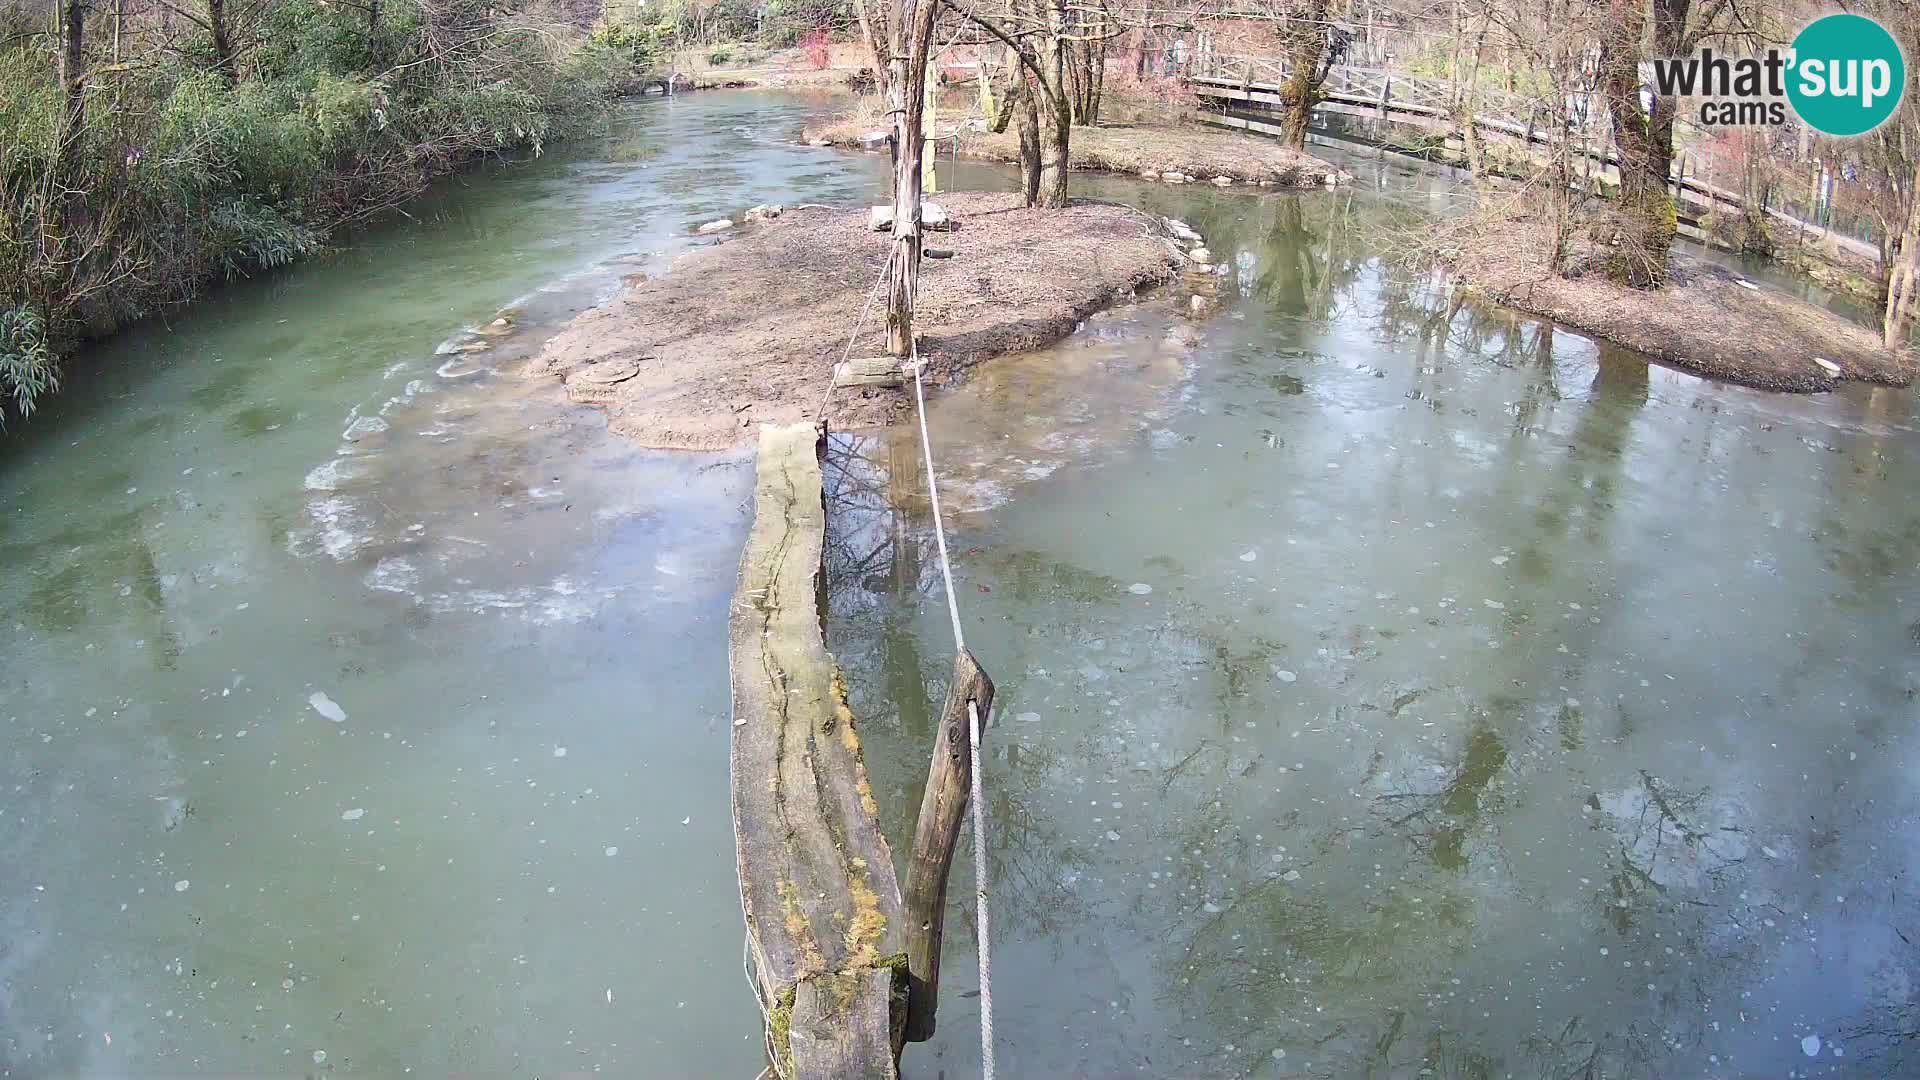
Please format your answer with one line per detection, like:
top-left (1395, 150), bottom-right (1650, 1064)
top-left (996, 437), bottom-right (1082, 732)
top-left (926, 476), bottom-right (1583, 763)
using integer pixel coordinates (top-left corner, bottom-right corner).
top-left (801, 225), bottom-right (994, 1077)
top-left (816, 237), bottom-right (901, 423)
top-left (909, 346), bottom-right (967, 654)
top-left (965, 698), bottom-right (995, 1080)
top-left (909, 345), bottom-right (995, 1080)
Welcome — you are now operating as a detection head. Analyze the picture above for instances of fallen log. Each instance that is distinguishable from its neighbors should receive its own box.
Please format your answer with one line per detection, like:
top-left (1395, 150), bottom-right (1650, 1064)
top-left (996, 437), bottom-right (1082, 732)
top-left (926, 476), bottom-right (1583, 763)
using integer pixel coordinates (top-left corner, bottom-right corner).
top-left (729, 422), bottom-right (907, 1079)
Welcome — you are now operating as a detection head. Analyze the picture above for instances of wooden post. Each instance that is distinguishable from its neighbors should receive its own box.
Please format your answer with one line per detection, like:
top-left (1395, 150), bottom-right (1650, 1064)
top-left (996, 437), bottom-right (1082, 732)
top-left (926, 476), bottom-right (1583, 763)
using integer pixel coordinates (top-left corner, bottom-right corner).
top-left (902, 648), bottom-right (995, 1042)
top-left (924, 77), bottom-right (938, 194)
top-left (884, 0), bottom-right (941, 358)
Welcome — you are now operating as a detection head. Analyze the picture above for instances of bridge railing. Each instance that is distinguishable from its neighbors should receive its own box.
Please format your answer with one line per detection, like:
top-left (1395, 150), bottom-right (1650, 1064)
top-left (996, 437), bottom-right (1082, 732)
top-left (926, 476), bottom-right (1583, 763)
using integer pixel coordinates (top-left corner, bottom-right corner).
top-left (1192, 56), bottom-right (1831, 232)
top-left (1199, 53), bottom-right (1586, 139)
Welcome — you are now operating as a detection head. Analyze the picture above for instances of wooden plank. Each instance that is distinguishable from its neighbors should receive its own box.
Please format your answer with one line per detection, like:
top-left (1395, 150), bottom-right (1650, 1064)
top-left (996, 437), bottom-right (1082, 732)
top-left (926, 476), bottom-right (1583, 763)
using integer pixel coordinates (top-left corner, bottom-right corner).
top-left (902, 649), bottom-right (996, 1042)
top-left (731, 422), bottom-right (906, 1080)
top-left (790, 970), bottom-right (904, 1080)
top-left (836, 357), bottom-right (909, 388)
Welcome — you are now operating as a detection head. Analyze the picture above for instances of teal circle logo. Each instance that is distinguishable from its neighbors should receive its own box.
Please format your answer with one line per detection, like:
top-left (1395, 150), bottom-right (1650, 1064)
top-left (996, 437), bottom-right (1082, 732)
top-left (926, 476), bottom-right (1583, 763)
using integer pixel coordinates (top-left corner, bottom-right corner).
top-left (1787, 14), bottom-right (1906, 137)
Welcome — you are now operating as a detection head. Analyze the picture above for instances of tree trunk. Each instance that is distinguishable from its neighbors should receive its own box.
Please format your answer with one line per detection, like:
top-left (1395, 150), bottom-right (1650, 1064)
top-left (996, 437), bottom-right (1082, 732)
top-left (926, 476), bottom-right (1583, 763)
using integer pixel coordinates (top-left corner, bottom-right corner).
top-left (1063, 35), bottom-right (1086, 123)
top-left (56, 0), bottom-right (87, 193)
top-left (1885, 181), bottom-right (1920, 348)
top-left (1737, 130), bottom-right (1772, 255)
top-left (1277, 0), bottom-right (1330, 151)
top-left (854, 0), bottom-right (893, 103)
top-left (1036, 35), bottom-right (1070, 207)
top-left (883, 0), bottom-right (941, 357)
top-left (1016, 75), bottom-right (1042, 206)
top-left (1458, 14), bottom-right (1489, 181)
top-left (1066, 8), bottom-right (1105, 126)
top-left (207, 0), bottom-right (234, 80)
top-left (1597, 0), bottom-right (1674, 287)
top-left (59, 0), bottom-right (86, 134)
top-left (1087, 26), bottom-right (1104, 124)
top-left (1037, 92), bottom-right (1069, 206)
top-left (963, 0), bottom-right (1072, 207)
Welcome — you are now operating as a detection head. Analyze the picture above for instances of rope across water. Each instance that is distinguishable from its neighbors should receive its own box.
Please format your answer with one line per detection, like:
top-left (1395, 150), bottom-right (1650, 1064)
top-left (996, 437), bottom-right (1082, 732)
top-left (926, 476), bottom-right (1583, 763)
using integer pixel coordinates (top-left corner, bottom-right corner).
top-left (910, 341), bottom-right (996, 1080)
top-left (806, 225), bottom-right (997, 1080)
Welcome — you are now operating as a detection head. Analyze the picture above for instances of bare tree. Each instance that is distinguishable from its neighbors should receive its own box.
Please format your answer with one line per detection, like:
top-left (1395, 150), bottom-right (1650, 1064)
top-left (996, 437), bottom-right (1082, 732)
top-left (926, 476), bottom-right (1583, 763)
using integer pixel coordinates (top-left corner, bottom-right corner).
top-left (954, 0), bottom-right (1078, 207)
top-left (58, 0), bottom-right (88, 140)
top-left (1275, 0), bottom-right (1336, 149)
top-left (1595, 0), bottom-right (1748, 286)
top-left (880, 0), bottom-right (943, 355)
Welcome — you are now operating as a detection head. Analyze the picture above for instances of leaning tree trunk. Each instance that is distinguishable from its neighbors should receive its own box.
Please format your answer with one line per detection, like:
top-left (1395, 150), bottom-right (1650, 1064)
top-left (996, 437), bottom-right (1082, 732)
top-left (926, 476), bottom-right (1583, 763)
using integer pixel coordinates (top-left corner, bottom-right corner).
top-left (853, 0), bottom-right (894, 103)
top-left (1597, 0), bottom-right (1674, 288)
top-left (964, 1), bottom-right (1072, 206)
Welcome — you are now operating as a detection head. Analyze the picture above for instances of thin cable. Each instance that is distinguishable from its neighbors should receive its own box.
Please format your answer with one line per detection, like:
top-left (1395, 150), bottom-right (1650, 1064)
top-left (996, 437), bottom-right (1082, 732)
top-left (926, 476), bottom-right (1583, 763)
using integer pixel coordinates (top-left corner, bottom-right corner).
top-left (817, 238), bottom-right (900, 422)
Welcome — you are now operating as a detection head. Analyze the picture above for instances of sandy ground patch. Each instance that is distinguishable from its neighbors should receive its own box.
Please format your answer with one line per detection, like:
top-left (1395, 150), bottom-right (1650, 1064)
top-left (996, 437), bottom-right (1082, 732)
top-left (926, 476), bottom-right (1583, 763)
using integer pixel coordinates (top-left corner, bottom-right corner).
top-left (527, 193), bottom-right (1181, 449)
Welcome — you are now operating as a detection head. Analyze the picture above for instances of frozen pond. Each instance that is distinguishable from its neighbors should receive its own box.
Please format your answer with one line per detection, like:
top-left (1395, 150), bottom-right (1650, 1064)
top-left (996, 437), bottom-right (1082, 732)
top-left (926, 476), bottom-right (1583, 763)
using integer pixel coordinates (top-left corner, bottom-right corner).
top-left (0, 91), bottom-right (886, 1077)
top-left (833, 159), bottom-right (1920, 1079)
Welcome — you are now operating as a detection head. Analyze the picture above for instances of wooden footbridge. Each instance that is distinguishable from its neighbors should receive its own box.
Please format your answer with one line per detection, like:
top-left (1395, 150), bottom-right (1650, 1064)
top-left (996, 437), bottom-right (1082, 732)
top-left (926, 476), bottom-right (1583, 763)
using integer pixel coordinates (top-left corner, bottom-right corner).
top-left (1189, 54), bottom-right (1874, 259)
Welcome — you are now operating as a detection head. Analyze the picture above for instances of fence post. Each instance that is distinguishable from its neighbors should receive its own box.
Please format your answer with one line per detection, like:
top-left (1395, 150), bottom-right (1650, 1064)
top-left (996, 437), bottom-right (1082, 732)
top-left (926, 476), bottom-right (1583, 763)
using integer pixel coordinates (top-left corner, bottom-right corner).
top-left (1377, 75), bottom-right (1391, 119)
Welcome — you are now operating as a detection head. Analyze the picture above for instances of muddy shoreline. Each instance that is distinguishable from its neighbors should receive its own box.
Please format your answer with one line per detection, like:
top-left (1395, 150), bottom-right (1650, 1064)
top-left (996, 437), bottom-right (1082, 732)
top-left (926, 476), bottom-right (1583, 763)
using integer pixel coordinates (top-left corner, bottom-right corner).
top-left (1450, 220), bottom-right (1914, 392)
top-left (801, 107), bottom-right (1350, 189)
top-left (525, 193), bottom-right (1186, 449)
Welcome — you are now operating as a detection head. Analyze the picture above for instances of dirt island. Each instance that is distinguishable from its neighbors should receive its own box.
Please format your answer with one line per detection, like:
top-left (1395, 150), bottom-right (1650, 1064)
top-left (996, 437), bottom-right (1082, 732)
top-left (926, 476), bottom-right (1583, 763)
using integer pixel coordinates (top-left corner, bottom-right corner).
top-left (526, 192), bottom-right (1188, 449)
top-left (1448, 219), bottom-right (1915, 392)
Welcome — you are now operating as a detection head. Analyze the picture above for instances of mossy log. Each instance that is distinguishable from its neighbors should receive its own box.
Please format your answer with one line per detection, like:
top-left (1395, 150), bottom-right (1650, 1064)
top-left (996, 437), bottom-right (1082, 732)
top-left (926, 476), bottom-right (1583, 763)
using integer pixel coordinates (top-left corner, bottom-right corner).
top-left (730, 422), bottom-right (907, 1079)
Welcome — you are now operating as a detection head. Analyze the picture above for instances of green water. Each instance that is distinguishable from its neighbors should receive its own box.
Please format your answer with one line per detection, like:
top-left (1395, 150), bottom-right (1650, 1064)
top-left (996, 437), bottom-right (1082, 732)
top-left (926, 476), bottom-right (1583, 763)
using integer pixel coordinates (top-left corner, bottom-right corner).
top-left (0, 92), bottom-right (891, 1078)
top-left (4, 90), bottom-right (1917, 1080)
top-left (838, 162), bottom-right (1920, 1078)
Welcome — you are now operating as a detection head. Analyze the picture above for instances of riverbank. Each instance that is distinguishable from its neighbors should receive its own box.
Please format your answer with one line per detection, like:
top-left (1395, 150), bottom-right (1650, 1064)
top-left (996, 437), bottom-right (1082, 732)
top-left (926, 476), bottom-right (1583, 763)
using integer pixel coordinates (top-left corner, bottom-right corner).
top-left (0, 8), bottom-right (630, 423)
top-left (527, 192), bottom-right (1180, 449)
top-left (801, 101), bottom-right (1350, 188)
top-left (1449, 219), bottom-right (1914, 391)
